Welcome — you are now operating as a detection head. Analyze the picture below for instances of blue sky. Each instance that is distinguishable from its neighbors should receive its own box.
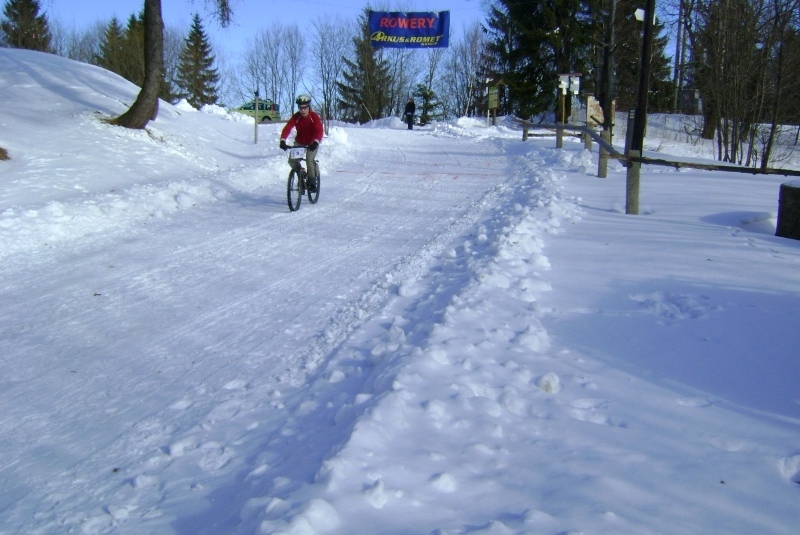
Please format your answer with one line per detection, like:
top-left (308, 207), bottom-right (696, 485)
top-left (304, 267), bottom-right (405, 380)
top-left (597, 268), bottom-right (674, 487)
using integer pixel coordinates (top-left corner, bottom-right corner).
top-left (48, 0), bottom-right (486, 58)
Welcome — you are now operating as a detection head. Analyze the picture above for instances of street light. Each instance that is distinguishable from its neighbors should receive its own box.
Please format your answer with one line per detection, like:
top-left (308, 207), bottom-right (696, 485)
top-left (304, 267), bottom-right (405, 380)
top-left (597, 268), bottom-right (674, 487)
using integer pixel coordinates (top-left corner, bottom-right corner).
top-left (626, 0), bottom-right (657, 215)
top-left (558, 75), bottom-right (569, 123)
top-left (556, 73), bottom-right (581, 148)
top-left (254, 88), bottom-right (260, 144)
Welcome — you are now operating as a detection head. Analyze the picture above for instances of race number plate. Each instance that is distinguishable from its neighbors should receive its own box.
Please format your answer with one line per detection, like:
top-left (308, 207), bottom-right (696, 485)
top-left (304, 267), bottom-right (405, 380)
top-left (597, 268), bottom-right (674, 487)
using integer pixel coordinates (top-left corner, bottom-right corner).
top-left (288, 147), bottom-right (306, 160)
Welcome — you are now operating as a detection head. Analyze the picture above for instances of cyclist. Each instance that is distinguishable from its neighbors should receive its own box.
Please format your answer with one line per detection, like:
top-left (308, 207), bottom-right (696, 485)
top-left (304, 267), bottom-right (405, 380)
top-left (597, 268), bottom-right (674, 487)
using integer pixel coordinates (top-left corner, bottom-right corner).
top-left (279, 94), bottom-right (323, 190)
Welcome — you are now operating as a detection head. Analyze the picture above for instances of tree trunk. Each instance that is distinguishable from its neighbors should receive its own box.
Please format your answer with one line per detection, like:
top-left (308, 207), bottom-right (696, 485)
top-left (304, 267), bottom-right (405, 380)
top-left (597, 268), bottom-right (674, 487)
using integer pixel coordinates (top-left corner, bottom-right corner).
top-left (111, 0), bottom-right (164, 129)
top-left (701, 98), bottom-right (717, 140)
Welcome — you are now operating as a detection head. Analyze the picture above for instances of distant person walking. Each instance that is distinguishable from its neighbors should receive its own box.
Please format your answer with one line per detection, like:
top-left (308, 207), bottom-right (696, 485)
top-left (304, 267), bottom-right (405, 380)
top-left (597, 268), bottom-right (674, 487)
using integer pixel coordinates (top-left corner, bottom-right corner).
top-left (404, 98), bottom-right (415, 130)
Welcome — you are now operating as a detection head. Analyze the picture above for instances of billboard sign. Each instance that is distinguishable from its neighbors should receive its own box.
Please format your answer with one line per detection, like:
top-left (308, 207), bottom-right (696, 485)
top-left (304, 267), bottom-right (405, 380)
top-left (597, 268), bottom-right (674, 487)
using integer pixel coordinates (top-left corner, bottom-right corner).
top-left (368, 11), bottom-right (450, 48)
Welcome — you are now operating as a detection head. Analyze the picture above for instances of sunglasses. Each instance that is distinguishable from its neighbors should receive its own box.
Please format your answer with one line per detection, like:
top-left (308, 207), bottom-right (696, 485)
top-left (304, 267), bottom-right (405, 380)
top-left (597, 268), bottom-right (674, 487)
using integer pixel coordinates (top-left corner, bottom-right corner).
top-left (299, 105), bottom-right (309, 110)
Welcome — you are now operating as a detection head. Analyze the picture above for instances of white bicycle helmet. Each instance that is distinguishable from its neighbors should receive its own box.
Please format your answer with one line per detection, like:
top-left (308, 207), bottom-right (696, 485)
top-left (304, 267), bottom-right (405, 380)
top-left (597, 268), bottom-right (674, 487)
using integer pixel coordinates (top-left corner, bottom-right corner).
top-left (295, 94), bottom-right (312, 107)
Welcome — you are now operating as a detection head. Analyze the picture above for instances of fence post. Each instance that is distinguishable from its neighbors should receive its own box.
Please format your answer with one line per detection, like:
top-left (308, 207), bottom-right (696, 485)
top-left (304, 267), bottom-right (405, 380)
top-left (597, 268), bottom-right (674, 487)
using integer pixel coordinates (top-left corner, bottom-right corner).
top-left (776, 181), bottom-right (800, 240)
top-left (625, 109), bottom-right (635, 155)
top-left (626, 150), bottom-right (641, 214)
top-left (598, 129), bottom-right (610, 178)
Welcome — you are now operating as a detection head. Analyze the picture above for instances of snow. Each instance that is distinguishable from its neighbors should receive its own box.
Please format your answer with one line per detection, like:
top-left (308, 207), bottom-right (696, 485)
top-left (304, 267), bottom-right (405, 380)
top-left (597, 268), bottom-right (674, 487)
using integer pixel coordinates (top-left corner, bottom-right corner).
top-left (1, 48), bottom-right (799, 535)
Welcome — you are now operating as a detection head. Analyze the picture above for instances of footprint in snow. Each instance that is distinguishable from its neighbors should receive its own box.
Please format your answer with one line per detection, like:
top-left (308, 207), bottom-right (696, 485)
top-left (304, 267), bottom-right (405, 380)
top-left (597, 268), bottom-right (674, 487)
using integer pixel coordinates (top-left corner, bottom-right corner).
top-left (429, 472), bottom-right (457, 493)
top-left (568, 398), bottom-right (626, 427)
top-left (778, 453), bottom-right (800, 485)
top-left (363, 478), bottom-right (389, 509)
top-left (204, 399), bottom-right (241, 423)
top-left (169, 398), bottom-right (193, 410)
top-left (629, 291), bottom-right (719, 322)
top-left (199, 442), bottom-right (233, 472)
top-left (677, 396), bottom-right (713, 407)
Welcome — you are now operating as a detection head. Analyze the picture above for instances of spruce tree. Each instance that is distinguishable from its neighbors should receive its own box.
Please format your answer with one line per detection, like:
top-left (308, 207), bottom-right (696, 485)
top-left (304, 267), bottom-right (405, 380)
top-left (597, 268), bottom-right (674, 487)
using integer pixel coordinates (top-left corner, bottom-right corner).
top-left (95, 17), bottom-right (126, 75)
top-left (337, 8), bottom-right (391, 123)
top-left (120, 12), bottom-right (146, 87)
top-left (110, 0), bottom-right (232, 130)
top-left (412, 83), bottom-right (441, 125)
top-left (95, 13), bottom-right (175, 103)
top-left (611, 0), bottom-right (673, 112)
top-left (484, 0), bottom-right (595, 118)
top-left (1, 0), bottom-right (53, 52)
top-left (93, 12), bottom-right (146, 86)
top-left (175, 13), bottom-right (219, 108)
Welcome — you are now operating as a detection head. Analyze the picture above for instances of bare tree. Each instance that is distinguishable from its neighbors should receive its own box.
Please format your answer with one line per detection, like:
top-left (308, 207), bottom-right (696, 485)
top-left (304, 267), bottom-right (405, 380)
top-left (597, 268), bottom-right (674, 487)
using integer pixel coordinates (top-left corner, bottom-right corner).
top-left (421, 47), bottom-right (445, 99)
top-left (240, 25), bottom-right (288, 115)
top-left (282, 24), bottom-right (306, 111)
top-left (382, 47), bottom-right (421, 115)
top-left (311, 16), bottom-right (351, 122)
top-left (50, 19), bottom-right (104, 62)
top-left (163, 24), bottom-right (187, 103)
top-left (409, 46), bottom-right (446, 123)
top-left (440, 23), bottom-right (487, 118)
top-left (211, 44), bottom-right (235, 107)
top-left (758, 0), bottom-right (800, 168)
top-left (686, 0), bottom-right (800, 166)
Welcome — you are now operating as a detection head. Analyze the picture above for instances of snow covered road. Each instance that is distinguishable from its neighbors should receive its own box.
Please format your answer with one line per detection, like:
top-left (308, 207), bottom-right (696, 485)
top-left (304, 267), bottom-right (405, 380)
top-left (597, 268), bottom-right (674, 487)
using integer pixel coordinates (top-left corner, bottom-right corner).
top-left (2, 49), bottom-right (799, 535)
top-left (0, 89), bottom-right (529, 531)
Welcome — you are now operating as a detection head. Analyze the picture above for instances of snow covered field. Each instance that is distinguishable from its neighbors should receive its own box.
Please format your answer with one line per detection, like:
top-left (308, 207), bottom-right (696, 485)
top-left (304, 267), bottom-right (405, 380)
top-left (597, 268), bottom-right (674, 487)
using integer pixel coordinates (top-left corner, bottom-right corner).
top-left (1, 48), bottom-right (799, 535)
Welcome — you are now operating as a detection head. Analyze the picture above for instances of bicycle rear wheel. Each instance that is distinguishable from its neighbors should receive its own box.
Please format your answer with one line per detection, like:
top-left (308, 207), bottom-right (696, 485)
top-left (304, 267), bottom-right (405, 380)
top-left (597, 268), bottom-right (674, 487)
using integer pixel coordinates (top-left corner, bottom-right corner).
top-left (287, 169), bottom-right (302, 211)
top-left (307, 174), bottom-right (320, 204)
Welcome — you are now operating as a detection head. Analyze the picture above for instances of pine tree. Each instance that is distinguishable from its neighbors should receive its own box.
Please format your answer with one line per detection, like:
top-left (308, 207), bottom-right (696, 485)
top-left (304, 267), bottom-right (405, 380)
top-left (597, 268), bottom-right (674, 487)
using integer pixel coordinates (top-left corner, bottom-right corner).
top-left (611, 0), bottom-right (673, 112)
top-left (93, 12), bottom-right (145, 86)
top-left (175, 13), bottom-right (219, 108)
top-left (337, 9), bottom-right (391, 123)
top-left (412, 83), bottom-right (441, 125)
top-left (1, 0), bottom-right (53, 52)
top-left (111, 0), bottom-right (232, 130)
top-left (484, 0), bottom-right (595, 118)
top-left (120, 12), bottom-right (146, 87)
top-left (95, 17), bottom-right (126, 74)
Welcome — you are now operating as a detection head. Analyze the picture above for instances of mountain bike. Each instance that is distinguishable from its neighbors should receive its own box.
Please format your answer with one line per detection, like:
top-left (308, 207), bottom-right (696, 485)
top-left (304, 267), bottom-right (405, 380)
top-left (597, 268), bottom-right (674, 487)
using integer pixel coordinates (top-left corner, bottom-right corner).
top-left (286, 146), bottom-right (320, 212)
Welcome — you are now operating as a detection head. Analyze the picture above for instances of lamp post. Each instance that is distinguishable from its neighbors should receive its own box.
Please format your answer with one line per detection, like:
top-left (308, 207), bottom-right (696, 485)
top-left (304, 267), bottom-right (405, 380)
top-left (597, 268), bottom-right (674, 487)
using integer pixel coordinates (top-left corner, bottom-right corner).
top-left (557, 75), bottom-right (568, 148)
top-left (556, 74), bottom-right (581, 148)
top-left (626, 0), bottom-right (656, 215)
top-left (254, 89), bottom-right (259, 144)
top-left (486, 78), bottom-right (491, 126)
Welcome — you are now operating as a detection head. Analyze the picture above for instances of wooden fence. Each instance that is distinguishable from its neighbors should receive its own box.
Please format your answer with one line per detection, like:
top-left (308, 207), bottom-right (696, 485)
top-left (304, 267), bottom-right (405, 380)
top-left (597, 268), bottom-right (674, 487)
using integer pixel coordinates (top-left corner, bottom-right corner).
top-left (513, 118), bottom-right (800, 178)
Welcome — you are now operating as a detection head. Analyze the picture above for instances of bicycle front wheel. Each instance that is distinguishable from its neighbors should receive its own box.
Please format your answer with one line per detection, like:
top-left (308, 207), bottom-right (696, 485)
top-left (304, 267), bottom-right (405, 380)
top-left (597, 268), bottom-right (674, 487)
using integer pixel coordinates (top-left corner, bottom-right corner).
top-left (307, 175), bottom-right (320, 204)
top-left (287, 170), bottom-right (302, 211)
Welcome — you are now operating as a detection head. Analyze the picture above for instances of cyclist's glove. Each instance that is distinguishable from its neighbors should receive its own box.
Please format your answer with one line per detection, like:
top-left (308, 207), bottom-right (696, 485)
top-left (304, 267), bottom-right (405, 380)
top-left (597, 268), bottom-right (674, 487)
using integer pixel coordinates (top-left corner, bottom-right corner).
top-left (279, 140), bottom-right (288, 151)
top-left (308, 141), bottom-right (319, 152)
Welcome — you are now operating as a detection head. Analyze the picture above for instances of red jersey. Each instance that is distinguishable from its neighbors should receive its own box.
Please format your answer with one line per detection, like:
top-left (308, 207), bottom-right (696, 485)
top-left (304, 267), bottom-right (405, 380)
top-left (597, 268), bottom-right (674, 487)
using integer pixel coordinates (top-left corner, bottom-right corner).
top-left (280, 110), bottom-right (324, 146)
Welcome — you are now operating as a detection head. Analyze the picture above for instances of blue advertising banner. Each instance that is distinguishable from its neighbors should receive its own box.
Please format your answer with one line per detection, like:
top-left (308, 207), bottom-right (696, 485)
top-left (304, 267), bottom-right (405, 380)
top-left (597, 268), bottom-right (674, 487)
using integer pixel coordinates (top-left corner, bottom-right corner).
top-left (368, 11), bottom-right (450, 48)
